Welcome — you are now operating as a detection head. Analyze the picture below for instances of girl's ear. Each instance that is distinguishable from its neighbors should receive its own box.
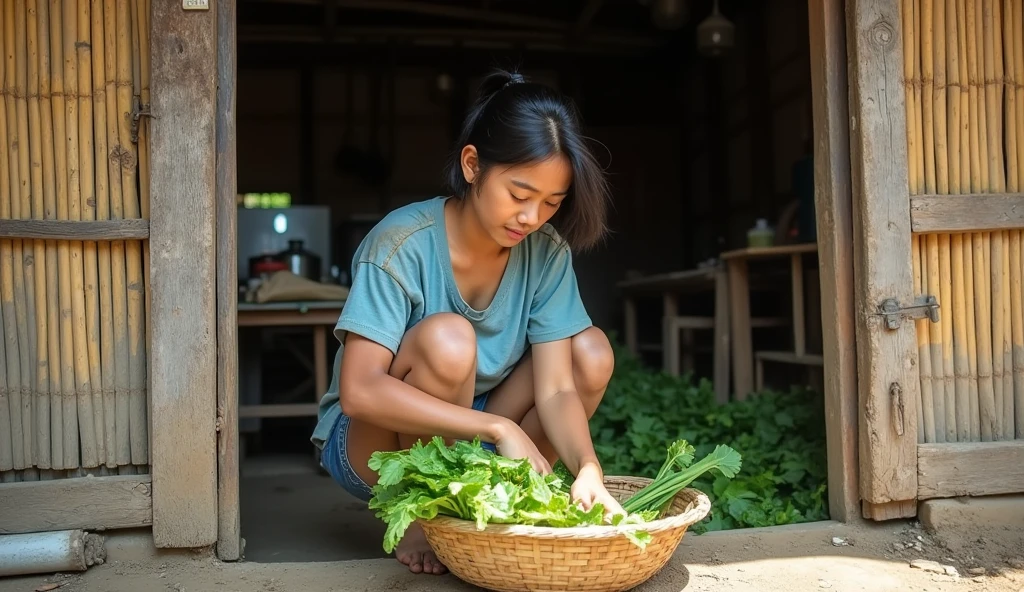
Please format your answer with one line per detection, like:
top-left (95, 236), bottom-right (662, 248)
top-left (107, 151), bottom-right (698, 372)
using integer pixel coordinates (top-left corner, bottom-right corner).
top-left (460, 145), bottom-right (480, 183)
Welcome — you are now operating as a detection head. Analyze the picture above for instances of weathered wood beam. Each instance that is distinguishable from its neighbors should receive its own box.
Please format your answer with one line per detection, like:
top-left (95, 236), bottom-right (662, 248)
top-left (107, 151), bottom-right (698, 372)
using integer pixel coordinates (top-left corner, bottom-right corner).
top-left (216, 0), bottom-right (241, 563)
top-left (237, 25), bottom-right (662, 52)
top-left (0, 475), bottom-right (152, 534)
top-left (847, 0), bottom-right (919, 517)
top-left (807, 0), bottom-right (861, 524)
top-left (918, 441), bottom-right (1024, 498)
top-left (150, 2), bottom-right (219, 547)
top-left (332, 0), bottom-right (568, 31)
top-left (910, 193), bottom-right (1024, 233)
top-left (0, 219), bottom-right (149, 241)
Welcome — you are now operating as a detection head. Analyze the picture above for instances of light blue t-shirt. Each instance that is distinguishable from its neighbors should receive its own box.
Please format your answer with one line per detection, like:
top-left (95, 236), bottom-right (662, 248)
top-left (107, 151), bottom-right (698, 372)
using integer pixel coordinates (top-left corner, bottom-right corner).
top-left (310, 196), bottom-right (593, 450)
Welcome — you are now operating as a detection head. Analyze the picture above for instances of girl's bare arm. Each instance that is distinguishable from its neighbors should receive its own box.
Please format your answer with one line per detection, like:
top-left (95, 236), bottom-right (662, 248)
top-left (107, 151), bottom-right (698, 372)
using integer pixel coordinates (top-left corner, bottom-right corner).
top-left (529, 338), bottom-right (602, 477)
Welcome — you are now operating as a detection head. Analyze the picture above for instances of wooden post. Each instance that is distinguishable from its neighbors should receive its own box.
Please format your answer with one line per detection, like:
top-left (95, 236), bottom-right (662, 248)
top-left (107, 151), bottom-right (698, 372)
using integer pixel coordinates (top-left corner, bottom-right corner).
top-left (149, 0), bottom-right (219, 547)
top-left (216, 0), bottom-right (241, 562)
top-left (847, 0), bottom-right (920, 519)
top-left (807, 0), bottom-right (862, 523)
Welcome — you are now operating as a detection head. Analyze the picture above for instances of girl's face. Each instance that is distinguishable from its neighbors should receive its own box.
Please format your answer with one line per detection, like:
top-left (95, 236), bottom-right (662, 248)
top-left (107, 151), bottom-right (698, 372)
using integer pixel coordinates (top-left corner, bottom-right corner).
top-left (460, 146), bottom-right (572, 248)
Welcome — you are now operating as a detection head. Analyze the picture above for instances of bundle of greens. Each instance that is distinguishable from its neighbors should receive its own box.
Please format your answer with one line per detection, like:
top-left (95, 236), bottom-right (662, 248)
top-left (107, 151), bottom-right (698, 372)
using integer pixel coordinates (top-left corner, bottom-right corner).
top-left (367, 436), bottom-right (741, 554)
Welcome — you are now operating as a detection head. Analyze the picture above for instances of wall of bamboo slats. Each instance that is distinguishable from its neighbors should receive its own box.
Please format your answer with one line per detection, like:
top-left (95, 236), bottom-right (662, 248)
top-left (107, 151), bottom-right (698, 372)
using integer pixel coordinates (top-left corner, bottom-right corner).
top-left (0, 0), bottom-right (150, 481)
top-left (902, 0), bottom-right (1024, 444)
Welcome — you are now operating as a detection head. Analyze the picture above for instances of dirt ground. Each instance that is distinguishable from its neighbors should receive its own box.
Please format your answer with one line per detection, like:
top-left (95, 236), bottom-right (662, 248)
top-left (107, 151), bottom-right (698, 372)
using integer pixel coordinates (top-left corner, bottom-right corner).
top-left (2, 517), bottom-right (1023, 592)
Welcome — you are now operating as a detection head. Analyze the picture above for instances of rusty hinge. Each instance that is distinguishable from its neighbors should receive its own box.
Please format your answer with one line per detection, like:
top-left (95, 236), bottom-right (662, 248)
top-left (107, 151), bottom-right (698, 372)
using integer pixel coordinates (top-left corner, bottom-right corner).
top-left (130, 95), bottom-right (152, 144)
top-left (877, 295), bottom-right (939, 330)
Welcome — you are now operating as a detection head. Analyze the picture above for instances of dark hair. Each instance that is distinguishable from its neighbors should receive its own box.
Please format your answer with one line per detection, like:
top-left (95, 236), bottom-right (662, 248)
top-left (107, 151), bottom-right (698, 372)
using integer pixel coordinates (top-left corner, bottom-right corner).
top-left (444, 69), bottom-right (611, 252)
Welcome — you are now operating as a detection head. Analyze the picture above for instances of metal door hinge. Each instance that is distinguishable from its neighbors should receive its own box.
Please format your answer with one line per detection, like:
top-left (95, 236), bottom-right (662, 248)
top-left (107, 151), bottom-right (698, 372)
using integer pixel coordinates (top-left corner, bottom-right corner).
top-left (878, 295), bottom-right (939, 329)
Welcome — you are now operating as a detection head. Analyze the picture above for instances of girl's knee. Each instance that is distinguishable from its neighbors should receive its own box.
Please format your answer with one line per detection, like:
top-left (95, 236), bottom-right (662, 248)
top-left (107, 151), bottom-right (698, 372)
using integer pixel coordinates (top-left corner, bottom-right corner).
top-left (571, 327), bottom-right (614, 394)
top-left (411, 313), bottom-right (476, 384)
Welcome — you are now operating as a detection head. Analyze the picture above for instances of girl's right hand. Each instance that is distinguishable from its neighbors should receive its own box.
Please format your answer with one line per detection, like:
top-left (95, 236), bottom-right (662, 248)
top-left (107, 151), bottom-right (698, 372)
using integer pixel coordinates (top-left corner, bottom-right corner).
top-left (493, 421), bottom-right (552, 475)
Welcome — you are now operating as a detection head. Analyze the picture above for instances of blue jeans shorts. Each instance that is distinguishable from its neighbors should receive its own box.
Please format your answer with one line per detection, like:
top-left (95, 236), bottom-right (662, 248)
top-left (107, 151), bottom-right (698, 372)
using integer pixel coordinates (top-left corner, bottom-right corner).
top-left (321, 392), bottom-right (495, 502)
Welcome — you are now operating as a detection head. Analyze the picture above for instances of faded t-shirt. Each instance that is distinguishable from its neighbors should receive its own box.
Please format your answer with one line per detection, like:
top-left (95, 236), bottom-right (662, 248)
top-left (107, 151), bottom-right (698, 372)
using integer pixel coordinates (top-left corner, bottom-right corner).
top-left (310, 196), bottom-right (593, 450)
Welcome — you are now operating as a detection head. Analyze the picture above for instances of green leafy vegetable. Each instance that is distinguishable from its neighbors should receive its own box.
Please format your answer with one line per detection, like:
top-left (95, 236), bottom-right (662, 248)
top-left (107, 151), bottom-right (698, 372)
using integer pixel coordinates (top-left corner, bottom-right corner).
top-left (621, 441), bottom-right (742, 515)
top-left (590, 336), bottom-right (830, 533)
top-left (367, 437), bottom-right (660, 553)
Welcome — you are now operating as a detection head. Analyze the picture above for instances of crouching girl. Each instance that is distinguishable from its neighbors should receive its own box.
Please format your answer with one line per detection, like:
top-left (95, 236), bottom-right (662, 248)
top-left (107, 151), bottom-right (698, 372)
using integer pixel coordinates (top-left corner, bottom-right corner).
top-left (310, 68), bottom-right (620, 575)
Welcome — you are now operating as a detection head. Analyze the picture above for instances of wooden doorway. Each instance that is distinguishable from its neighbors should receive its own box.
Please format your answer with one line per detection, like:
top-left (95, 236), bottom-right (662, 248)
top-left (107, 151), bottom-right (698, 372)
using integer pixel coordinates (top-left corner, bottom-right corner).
top-left (847, 0), bottom-right (1024, 520)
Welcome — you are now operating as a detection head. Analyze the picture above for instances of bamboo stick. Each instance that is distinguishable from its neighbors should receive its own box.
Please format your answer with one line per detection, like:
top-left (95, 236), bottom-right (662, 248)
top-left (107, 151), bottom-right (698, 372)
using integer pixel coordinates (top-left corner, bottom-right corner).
top-left (1003, 0), bottom-right (1021, 440)
top-left (104, 0), bottom-right (130, 466)
top-left (965, 0), bottom-right (984, 440)
top-left (37, 0), bottom-right (64, 468)
top-left (28, 0), bottom-right (53, 470)
top-left (922, 0), bottom-right (948, 441)
top-left (62, 0), bottom-right (99, 469)
top-left (0, 278), bottom-right (11, 472)
top-left (117, 0), bottom-right (146, 464)
top-left (1002, 229), bottom-right (1014, 439)
top-left (15, 0), bottom-right (39, 469)
top-left (77, 0), bottom-right (106, 467)
top-left (947, 0), bottom-right (972, 442)
top-left (1014, 0), bottom-right (1024, 439)
top-left (995, 1), bottom-right (1013, 441)
top-left (991, 227), bottom-right (1006, 437)
top-left (91, 0), bottom-right (116, 468)
top-left (965, 232), bottom-right (981, 440)
top-left (906, 0), bottom-right (936, 443)
top-left (2, 0), bottom-right (27, 470)
top-left (957, 0), bottom-right (979, 442)
top-left (957, 0), bottom-right (971, 187)
top-left (0, 5), bottom-right (15, 473)
top-left (970, 0), bottom-right (997, 441)
top-left (956, 0), bottom-right (977, 442)
top-left (50, 0), bottom-right (80, 469)
top-left (935, 0), bottom-right (958, 442)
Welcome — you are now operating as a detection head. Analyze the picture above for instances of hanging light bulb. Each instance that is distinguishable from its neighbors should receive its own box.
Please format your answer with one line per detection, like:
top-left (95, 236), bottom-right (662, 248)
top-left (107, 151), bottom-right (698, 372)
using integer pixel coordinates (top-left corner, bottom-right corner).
top-left (651, 0), bottom-right (687, 30)
top-left (696, 0), bottom-right (734, 57)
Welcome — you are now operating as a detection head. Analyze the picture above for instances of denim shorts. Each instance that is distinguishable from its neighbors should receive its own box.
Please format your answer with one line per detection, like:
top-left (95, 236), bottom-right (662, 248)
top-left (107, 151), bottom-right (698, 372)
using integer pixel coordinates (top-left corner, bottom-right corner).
top-left (321, 392), bottom-right (494, 502)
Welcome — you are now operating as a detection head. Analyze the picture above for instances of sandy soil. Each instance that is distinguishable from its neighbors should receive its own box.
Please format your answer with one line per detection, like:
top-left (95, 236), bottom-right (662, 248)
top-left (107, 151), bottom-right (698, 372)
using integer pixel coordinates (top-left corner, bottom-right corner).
top-left (2, 519), bottom-right (1022, 592)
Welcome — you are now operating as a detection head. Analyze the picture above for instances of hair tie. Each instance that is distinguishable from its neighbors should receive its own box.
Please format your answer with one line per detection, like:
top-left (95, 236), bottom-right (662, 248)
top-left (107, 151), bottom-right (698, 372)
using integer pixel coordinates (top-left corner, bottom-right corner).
top-left (503, 73), bottom-right (526, 89)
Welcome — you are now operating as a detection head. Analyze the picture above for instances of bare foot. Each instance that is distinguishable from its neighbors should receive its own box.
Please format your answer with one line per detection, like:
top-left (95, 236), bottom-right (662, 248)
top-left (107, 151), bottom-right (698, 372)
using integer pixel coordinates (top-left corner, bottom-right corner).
top-left (395, 522), bottom-right (447, 575)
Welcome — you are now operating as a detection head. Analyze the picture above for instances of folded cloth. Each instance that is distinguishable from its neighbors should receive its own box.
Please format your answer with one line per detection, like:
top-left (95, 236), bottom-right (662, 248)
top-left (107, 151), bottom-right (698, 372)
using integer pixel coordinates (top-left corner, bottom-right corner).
top-left (254, 271), bottom-right (350, 303)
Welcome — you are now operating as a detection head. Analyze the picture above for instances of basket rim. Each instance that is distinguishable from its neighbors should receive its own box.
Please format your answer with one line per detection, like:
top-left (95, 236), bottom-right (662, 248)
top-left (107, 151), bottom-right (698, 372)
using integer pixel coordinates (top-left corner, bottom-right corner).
top-left (419, 478), bottom-right (711, 540)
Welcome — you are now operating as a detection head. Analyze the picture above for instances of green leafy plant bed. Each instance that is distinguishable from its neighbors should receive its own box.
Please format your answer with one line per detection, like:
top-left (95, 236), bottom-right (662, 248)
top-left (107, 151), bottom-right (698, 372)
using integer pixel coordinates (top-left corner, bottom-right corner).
top-left (587, 340), bottom-right (829, 532)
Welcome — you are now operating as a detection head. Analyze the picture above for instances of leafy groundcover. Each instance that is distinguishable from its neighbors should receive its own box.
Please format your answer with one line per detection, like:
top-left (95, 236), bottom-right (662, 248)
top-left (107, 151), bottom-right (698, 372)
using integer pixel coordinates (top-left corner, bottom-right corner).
top-left (587, 340), bottom-right (829, 533)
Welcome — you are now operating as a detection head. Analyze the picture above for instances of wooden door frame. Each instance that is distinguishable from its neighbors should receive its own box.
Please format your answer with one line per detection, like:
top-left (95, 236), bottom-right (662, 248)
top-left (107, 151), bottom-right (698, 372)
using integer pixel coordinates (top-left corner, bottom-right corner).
top-left (807, 0), bottom-right (862, 523)
top-left (149, 0), bottom-right (221, 548)
top-left (216, 0), bottom-right (242, 561)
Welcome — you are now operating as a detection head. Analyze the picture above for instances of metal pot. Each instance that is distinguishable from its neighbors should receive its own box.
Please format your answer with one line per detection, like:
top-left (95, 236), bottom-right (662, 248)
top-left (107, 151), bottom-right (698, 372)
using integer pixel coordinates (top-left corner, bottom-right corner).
top-left (276, 239), bottom-right (322, 281)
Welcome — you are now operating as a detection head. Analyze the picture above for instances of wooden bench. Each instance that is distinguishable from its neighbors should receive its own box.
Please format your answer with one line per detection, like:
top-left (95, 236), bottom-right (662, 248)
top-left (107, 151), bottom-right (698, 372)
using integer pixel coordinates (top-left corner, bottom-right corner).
top-left (755, 350), bottom-right (824, 391)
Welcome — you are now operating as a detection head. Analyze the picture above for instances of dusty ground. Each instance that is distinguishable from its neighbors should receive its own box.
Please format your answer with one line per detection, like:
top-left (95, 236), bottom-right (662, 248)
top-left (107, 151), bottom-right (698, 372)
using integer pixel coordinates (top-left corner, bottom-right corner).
top-left (2, 517), bottom-right (1022, 592)
top-left (2, 457), bottom-right (1022, 591)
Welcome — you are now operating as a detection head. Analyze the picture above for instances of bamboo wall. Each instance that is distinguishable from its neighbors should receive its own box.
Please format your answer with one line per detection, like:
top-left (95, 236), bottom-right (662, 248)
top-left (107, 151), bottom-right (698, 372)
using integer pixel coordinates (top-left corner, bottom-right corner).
top-left (0, 0), bottom-right (150, 481)
top-left (903, 0), bottom-right (1024, 443)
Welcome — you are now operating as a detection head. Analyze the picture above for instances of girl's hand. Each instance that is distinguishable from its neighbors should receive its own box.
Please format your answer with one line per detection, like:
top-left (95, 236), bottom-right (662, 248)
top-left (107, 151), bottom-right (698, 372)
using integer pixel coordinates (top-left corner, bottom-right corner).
top-left (494, 421), bottom-right (553, 475)
top-left (571, 464), bottom-right (626, 519)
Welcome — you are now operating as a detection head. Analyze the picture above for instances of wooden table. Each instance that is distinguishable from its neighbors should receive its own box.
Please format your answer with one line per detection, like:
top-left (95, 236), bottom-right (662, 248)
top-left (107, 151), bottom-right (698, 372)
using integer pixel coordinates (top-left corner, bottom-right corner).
top-left (719, 243), bottom-right (818, 398)
top-left (616, 266), bottom-right (728, 399)
top-left (236, 300), bottom-right (345, 419)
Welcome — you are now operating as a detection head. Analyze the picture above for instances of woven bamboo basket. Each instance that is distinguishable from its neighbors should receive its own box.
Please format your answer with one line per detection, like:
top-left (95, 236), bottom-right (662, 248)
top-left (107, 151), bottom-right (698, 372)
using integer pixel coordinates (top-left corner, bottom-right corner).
top-left (417, 476), bottom-right (711, 592)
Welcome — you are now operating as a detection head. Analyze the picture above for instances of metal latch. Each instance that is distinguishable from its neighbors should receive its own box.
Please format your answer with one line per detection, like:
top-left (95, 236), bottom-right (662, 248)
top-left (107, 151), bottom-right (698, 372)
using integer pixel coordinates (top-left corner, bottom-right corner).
top-left (130, 95), bottom-right (152, 144)
top-left (878, 295), bottom-right (940, 329)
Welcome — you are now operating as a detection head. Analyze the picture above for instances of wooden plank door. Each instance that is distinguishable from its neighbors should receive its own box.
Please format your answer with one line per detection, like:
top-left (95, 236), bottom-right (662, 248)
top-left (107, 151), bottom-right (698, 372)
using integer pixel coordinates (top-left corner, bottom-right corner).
top-left (848, 0), bottom-right (1024, 520)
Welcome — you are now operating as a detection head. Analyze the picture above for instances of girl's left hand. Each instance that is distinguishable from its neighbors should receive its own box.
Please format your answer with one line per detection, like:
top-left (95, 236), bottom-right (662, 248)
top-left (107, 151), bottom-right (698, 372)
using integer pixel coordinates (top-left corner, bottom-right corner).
top-left (570, 464), bottom-right (626, 519)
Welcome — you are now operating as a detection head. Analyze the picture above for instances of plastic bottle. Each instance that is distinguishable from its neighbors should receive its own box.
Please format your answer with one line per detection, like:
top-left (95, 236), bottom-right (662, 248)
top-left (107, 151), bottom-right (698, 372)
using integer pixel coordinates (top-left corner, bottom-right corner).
top-left (747, 218), bottom-right (774, 248)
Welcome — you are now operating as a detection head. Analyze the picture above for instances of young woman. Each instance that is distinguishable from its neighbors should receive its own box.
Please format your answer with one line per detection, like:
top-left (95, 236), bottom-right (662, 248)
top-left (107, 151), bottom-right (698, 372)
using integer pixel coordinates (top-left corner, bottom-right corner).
top-left (310, 69), bottom-right (621, 575)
